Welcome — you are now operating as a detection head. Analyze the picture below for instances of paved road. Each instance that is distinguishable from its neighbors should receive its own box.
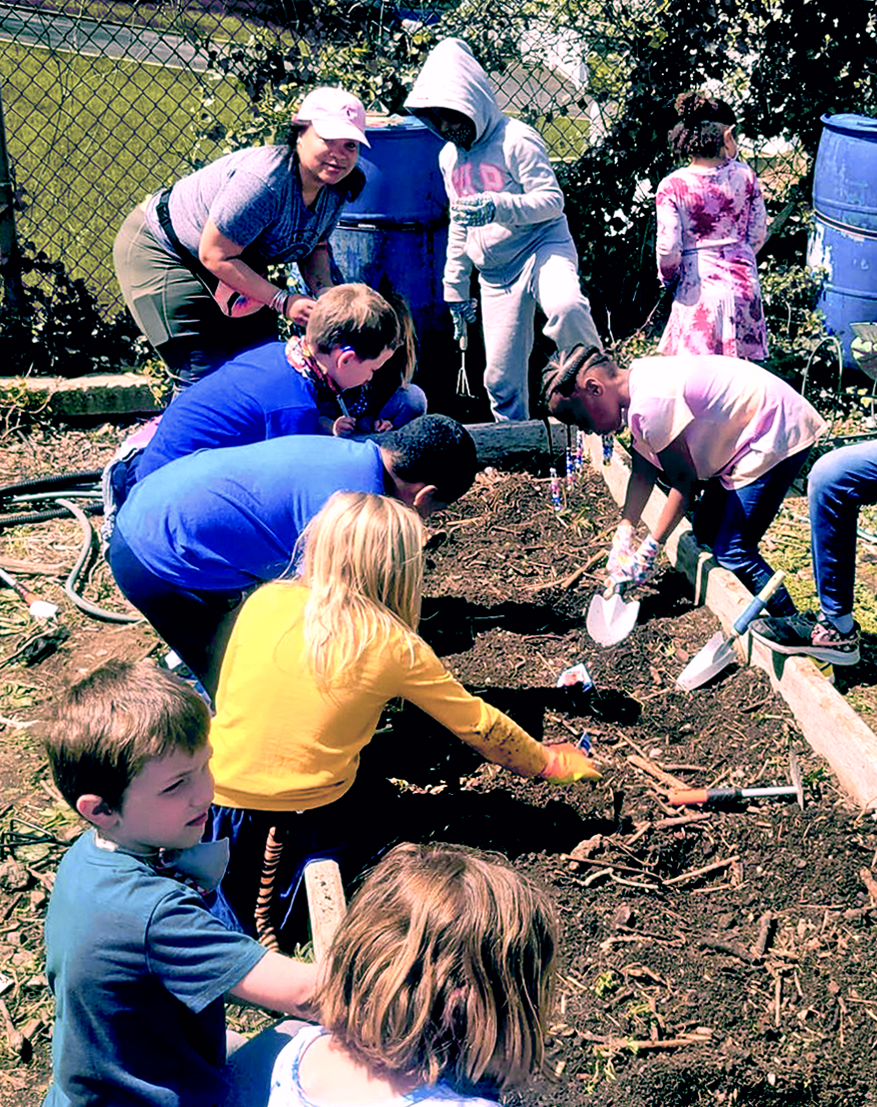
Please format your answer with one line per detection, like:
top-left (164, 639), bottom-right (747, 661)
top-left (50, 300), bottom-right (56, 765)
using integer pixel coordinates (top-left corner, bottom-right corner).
top-left (0, 2), bottom-right (210, 69)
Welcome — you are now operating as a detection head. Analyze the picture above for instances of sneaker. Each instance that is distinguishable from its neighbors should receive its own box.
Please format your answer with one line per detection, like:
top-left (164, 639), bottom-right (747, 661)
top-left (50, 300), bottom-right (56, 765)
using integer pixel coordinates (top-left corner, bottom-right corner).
top-left (750, 612), bottom-right (860, 666)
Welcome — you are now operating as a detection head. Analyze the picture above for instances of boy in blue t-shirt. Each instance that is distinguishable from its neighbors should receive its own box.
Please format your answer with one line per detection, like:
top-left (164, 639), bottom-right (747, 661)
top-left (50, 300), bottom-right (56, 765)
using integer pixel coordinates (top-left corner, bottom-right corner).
top-left (42, 660), bottom-right (319, 1107)
top-left (106, 415), bottom-right (477, 700)
top-left (101, 283), bottom-right (427, 541)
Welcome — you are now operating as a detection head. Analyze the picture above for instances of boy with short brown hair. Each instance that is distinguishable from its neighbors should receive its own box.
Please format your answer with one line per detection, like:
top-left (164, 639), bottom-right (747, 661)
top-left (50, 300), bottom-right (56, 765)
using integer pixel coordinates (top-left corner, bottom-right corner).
top-left (131, 282), bottom-right (407, 483)
top-left (42, 660), bottom-right (318, 1107)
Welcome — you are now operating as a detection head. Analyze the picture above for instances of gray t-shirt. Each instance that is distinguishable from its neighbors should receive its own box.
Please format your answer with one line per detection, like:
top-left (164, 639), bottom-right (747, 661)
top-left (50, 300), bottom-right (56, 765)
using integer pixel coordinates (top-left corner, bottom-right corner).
top-left (146, 145), bottom-right (347, 270)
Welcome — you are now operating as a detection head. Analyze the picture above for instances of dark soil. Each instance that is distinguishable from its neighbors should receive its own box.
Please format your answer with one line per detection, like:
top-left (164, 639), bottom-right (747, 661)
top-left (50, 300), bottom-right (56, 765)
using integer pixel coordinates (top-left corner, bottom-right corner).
top-left (0, 426), bottom-right (876, 1106)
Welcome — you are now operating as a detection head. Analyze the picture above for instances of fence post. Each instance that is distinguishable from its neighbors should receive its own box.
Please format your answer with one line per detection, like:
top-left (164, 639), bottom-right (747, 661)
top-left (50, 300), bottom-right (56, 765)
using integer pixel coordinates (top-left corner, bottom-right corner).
top-left (0, 84), bottom-right (25, 312)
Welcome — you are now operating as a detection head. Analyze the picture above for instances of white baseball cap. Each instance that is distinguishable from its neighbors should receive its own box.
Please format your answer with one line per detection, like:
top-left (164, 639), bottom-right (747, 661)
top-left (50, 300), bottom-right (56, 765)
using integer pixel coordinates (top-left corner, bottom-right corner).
top-left (295, 88), bottom-right (370, 147)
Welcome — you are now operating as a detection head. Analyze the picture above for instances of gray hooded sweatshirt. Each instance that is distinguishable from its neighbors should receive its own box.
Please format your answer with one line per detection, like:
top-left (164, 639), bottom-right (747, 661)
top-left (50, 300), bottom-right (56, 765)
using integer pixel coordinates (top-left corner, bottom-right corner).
top-left (404, 37), bottom-right (577, 300)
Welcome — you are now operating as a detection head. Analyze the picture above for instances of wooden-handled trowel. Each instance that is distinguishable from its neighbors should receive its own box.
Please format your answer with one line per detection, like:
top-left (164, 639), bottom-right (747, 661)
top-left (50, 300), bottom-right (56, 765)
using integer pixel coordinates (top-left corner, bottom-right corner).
top-left (676, 570), bottom-right (785, 691)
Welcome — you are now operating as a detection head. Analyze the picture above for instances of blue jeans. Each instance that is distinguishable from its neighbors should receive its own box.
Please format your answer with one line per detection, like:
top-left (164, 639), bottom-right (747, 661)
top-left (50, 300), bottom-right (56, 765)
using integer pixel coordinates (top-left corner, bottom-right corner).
top-left (205, 782), bottom-right (392, 951)
top-left (372, 383), bottom-right (428, 429)
top-left (809, 440), bottom-right (877, 620)
top-left (692, 450), bottom-right (810, 617)
top-left (318, 383), bottom-right (428, 435)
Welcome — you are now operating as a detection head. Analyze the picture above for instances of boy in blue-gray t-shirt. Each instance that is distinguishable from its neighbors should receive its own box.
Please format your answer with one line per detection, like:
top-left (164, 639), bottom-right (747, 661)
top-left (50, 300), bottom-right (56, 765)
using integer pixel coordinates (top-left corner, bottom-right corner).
top-left (43, 660), bottom-right (319, 1107)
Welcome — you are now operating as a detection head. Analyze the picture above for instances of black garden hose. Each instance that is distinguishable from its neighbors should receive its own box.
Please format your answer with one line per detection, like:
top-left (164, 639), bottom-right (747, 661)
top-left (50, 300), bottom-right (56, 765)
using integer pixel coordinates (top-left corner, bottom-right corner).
top-left (0, 469), bottom-right (102, 500)
top-left (0, 503), bottom-right (103, 530)
top-left (56, 497), bottom-right (141, 624)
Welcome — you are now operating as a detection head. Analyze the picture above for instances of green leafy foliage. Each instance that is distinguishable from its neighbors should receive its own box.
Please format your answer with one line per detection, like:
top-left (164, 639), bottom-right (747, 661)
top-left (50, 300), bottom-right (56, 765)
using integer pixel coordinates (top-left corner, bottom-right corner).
top-left (1, 241), bottom-right (143, 378)
top-left (197, 4), bottom-right (436, 155)
top-left (759, 257), bottom-right (828, 382)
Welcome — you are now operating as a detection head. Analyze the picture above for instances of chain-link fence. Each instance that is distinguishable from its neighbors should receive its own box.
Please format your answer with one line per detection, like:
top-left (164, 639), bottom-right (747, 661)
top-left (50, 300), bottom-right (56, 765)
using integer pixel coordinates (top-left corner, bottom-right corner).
top-left (0, 0), bottom-right (590, 310)
top-left (0, 0), bottom-right (875, 376)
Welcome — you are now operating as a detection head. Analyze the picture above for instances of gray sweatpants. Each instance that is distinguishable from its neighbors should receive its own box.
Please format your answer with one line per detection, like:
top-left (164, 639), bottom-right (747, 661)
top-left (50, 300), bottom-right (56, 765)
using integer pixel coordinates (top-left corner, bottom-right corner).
top-left (480, 239), bottom-right (602, 421)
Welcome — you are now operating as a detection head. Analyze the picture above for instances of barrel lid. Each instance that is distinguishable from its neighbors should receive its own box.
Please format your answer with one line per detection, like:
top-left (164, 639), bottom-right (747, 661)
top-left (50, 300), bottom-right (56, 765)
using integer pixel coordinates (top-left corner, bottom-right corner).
top-left (820, 113), bottom-right (877, 136)
top-left (363, 113), bottom-right (428, 132)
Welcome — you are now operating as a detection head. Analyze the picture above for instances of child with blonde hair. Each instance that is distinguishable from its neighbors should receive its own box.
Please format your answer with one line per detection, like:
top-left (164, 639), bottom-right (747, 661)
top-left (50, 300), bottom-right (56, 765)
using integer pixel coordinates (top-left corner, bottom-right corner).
top-left (268, 841), bottom-right (558, 1106)
top-left (205, 491), bottom-right (598, 949)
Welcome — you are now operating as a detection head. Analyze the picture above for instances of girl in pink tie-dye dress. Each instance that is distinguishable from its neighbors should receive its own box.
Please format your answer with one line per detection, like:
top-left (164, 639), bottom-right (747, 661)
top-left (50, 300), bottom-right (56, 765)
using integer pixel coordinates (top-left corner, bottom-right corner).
top-left (656, 92), bottom-right (768, 360)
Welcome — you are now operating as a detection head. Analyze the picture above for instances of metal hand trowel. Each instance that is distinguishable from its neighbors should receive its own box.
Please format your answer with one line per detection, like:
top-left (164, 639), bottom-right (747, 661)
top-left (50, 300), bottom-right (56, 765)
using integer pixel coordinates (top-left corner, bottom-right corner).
top-left (586, 583), bottom-right (641, 647)
top-left (676, 570), bottom-right (784, 691)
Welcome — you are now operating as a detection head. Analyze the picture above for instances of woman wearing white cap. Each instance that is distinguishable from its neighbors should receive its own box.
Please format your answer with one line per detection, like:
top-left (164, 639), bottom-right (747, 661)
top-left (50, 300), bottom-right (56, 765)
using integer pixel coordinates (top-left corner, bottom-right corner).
top-left (113, 88), bottom-right (370, 387)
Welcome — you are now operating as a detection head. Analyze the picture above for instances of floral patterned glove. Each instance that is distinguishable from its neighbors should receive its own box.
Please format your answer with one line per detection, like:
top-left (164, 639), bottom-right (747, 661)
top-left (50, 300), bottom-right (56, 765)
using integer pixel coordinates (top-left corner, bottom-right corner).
top-left (608, 527), bottom-right (661, 586)
top-left (539, 743), bottom-right (602, 785)
top-left (448, 299), bottom-right (478, 342)
top-left (606, 521), bottom-right (636, 583)
top-left (450, 194), bottom-right (497, 227)
top-left (631, 535), bottom-right (662, 584)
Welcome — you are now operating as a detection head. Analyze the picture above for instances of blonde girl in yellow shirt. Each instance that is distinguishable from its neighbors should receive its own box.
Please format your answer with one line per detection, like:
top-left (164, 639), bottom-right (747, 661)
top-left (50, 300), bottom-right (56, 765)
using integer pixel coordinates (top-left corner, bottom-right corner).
top-left (205, 491), bottom-right (598, 950)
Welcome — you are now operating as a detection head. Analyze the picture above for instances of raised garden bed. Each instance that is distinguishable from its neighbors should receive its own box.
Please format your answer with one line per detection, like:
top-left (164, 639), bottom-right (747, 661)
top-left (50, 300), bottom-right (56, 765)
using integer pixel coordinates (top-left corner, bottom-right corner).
top-left (0, 427), bottom-right (875, 1106)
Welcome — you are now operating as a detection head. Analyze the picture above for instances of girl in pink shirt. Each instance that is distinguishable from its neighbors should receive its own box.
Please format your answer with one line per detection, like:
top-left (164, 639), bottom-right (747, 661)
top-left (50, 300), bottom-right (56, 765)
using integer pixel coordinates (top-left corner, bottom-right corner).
top-left (656, 92), bottom-right (768, 361)
top-left (545, 348), bottom-right (826, 616)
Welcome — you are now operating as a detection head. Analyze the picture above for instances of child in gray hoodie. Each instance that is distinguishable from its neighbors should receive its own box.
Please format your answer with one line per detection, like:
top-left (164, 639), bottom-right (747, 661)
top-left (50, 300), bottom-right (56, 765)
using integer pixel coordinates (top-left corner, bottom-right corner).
top-left (405, 37), bottom-right (602, 421)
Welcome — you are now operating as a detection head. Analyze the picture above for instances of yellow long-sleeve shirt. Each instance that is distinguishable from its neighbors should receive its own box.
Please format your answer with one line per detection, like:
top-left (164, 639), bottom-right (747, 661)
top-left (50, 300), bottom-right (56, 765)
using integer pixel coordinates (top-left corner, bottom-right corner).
top-left (210, 582), bottom-right (551, 811)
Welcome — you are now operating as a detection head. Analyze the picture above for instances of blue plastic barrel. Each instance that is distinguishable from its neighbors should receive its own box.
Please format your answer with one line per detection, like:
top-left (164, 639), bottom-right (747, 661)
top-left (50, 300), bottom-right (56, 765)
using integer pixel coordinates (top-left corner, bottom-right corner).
top-left (808, 113), bottom-right (877, 367)
top-left (331, 117), bottom-right (456, 403)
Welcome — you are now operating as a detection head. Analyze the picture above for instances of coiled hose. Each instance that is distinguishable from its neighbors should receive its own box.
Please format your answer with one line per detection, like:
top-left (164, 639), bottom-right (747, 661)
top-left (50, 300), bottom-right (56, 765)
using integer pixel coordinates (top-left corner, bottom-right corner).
top-left (55, 497), bottom-right (141, 624)
top-left (0, 470), bottom-right (103, 499)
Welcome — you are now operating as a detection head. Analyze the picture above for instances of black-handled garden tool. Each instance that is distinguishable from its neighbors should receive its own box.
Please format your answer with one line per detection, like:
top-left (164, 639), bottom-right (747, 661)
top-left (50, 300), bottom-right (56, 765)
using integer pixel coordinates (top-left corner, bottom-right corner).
top-left (668, 751), bottom-right (805, 809)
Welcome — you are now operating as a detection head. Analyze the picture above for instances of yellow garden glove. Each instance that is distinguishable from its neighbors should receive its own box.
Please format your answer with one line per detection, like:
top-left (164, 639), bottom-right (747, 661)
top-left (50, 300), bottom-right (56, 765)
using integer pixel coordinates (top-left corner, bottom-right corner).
top-left (539, 743), bottom-right (602, 785)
